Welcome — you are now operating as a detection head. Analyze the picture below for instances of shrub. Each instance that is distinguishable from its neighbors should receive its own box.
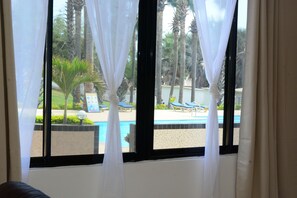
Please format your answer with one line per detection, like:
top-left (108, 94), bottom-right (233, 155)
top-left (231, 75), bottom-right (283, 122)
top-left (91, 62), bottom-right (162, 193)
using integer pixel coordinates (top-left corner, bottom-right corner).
top-left (235, 104), bottom-right (241, 110)
top-left (217, 104), bottom-right (224, 110)
top-left (35, 115), bottom-right (94, 125)
top-left (35, 116), bottom-right (43, 123)
top-left (169, 96), bottom-right (176, 103)
top-left (155, 104), bottom-right (168, 110)
top-left (73, 103), bottom-right (83, 110)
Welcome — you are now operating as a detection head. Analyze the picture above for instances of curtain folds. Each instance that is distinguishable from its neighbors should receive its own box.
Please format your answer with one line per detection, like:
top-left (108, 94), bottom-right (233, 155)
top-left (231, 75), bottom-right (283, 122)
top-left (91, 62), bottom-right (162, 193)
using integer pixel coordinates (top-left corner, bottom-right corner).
top-left (11, 0), bottom-right (48, 181)
top-left (193, 0), bottom-right (236, 197)
top-left (85, 1), bottom-right (139, 197)
top-left (0, 0), bottom-right (21, 184)
top-left (236, 0), bottom-right (279, 197)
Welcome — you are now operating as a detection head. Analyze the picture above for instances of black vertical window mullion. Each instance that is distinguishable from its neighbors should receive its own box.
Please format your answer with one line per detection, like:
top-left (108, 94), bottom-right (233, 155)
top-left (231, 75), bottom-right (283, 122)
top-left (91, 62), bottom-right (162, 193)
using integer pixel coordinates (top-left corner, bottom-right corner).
top-left (43, 0), bottom-right (53, 159)
top-left (135, 0), bottom-right (157, 161)
top-left (222, 1), bottom-right (238, 151)
top-left (42, 41), bottom-right (47, 157)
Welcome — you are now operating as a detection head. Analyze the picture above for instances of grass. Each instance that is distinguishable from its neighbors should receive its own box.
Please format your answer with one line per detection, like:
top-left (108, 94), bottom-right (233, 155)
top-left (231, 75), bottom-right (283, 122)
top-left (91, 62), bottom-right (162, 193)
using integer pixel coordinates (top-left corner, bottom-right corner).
top-left (38, 89), bottom-right (74, 109)
top-left (52, 89), bottom-right (73, 109)
top-left (38, 90), bottom-right (139, 111)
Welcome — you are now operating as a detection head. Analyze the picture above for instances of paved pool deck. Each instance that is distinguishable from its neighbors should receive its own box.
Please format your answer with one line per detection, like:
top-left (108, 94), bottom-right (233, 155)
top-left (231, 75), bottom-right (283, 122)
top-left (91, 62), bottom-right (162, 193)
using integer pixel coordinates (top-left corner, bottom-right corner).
top-left (32, 109), bottom-right (241, 156)
top-left (37, 109), bottom-right (241, 123)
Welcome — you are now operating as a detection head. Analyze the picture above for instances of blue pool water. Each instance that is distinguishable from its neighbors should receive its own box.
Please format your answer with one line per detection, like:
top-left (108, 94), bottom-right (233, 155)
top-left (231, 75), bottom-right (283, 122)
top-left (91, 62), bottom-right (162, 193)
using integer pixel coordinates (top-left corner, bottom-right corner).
top-left (95, 115), bottom-right (240, 147)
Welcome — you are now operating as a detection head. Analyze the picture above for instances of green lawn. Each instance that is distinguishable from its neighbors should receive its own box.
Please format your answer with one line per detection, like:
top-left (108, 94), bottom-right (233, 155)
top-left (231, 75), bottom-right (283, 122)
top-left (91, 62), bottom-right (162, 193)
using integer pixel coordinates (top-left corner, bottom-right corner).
top-left (52, 89), bottom-right (74, 109)
top-left (38, 89), bottom-right (74, 109)
top-left (38, 89), bottom-right (112, 111)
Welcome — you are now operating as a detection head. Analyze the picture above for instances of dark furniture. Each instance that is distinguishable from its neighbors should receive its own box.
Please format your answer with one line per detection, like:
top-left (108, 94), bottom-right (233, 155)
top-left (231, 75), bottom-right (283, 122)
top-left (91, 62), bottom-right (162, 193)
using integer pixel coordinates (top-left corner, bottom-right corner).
top-left (0, 181), bottom-right (50, 198)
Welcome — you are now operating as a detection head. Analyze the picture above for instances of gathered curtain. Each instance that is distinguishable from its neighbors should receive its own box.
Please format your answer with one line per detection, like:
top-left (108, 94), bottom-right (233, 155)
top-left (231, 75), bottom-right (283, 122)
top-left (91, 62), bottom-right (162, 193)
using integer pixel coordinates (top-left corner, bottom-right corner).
top-left (11, 0), bottom-right (48, 181)
top-left (193, 0), bottom-right (236, 197)
top-left (236, 0), bottom-right (279, 197)
top-left (0, 0), bottom-right (21, 183)
top-left (85, 0), bottom-right (139, 197)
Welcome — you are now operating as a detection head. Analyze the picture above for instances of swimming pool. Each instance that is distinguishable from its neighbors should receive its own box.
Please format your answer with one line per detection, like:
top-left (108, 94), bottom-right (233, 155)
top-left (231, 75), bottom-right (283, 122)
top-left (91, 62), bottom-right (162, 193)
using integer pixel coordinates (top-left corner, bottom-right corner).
top-left (95, 115), bottom-right (240, 147)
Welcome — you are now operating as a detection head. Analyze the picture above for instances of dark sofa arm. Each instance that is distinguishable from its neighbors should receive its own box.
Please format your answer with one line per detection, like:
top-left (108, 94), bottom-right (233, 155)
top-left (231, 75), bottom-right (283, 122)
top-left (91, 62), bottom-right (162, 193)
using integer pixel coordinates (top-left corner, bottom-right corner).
top-left (0, 181), bottom-right (50, 198)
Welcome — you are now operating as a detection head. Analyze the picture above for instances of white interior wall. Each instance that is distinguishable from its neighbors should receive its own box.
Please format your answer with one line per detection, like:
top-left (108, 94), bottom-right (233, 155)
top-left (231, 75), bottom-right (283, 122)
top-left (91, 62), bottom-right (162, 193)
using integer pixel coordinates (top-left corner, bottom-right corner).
top-left (28, 154), bottom-right (237, 198)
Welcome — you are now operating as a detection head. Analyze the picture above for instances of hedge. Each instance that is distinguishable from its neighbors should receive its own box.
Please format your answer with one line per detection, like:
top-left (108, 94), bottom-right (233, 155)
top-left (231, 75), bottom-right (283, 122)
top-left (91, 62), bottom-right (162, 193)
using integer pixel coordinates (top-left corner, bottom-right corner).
top-left (35, 115), bottom-right (94, 125)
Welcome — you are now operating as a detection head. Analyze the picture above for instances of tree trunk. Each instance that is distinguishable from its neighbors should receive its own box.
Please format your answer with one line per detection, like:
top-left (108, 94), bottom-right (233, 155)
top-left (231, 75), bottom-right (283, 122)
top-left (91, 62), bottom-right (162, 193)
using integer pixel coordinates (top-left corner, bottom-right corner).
top-left (129, 27), bottom-right (137, 103)
top-left (191, 19), bottom-right (198, 102)
top-left (129, 24), bottom-right (137, 103)
top-left (168, 13), bottom-right (179, 107)
top-left (74, 7), bottom-right (82, 58)
top-left (63, 96), bottom-right (68, 124)
top-left (156, 10), bottom-right (163, 105)
top-left (178, 0), bottom-right (187, 103)
top-left (73, 0), bottom-right (84, 107)
top-left (66, 0), bottom-right (75, 60)
top-left (84, 6), bottom-right (93, 65)
top-left (84, 5), bottom-right (95, 110)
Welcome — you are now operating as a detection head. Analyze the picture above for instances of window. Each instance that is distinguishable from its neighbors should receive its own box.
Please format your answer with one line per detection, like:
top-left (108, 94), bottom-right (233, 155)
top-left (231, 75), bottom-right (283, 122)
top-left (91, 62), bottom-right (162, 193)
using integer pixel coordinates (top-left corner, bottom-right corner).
top-left (233, 0), bottom-right (247, 145)
top-left (30, 0), bottom-right (244, 167)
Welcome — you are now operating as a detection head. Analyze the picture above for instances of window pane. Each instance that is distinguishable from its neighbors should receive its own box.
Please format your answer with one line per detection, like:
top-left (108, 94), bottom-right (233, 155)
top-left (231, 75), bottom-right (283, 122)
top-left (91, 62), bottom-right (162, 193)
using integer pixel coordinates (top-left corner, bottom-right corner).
top-left (51, 0), bottom-right (137, 156)
top-left (31, 80), bottom-right (44, 157)
top-left (153, 2), bottom-right (224, 150)
top-left (234, 0), bottom-right (248, 145)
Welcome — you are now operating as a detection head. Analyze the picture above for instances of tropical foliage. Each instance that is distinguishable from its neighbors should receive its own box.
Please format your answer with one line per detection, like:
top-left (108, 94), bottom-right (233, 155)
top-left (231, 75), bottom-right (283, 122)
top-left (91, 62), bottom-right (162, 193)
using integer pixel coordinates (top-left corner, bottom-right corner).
top-left (156, 0), bottom-right (246, 106)
top-left (50, 0), bottom-right (246, 112)
top-left (35, 115), bottom-right (94, 125)
top-left (52, 57), bottom-right (103, 123)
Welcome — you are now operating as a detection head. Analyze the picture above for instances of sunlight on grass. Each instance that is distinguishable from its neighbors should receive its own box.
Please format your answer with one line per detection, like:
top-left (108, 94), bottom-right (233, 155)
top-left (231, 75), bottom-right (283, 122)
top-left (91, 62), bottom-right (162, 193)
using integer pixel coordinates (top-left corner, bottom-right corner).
top-left (52, 89), bottom-right (73, 109)
top-left (38, 89), bottom-right (74, 109)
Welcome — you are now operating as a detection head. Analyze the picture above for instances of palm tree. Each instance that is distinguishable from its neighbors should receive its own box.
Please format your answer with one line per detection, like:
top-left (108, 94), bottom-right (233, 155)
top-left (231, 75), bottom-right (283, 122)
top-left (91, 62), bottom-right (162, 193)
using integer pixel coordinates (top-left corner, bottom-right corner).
top-left (73, 0), bottom-right (84, 59)
top-left (84, 5), bottom-right (93, 64)
top-left (66, 0), bottom-right (75, 60)
top-left (190, 18), bottom-right (198, 102)
top-left (168, 12), bottom-right (179, 107)
top-left (156, 0), bottom-right (166, 105)
top-left (236, 30), bottom-right (246, 88)
top-left (196, 61), bottom-right (208, 88)
top-left (53, 15), bottom-right (68, 59)
top-left (52, 57), bottom-right (100, 123)
top-left (177, 0), bottom-right (188, 103)
top-left (83, 4), bottom-right (95, 109)
top-left (72, 0), bottom-right (85, 106)
top-left (129, 20), bottom-right (138, 103)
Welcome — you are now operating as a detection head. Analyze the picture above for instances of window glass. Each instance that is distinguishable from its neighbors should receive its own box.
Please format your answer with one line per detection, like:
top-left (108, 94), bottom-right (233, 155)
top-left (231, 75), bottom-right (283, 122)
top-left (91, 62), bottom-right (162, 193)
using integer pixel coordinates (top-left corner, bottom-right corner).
top-left (234, 0), bottom-right (247, 145)
top-left (31, 79), bottom-right (44, 157)
top-left (48, 0), bottom-right (137, 156)
top-left (153, 1), bottom-right (225, 150)
top-left (30, 0), bottom-right (243, 165)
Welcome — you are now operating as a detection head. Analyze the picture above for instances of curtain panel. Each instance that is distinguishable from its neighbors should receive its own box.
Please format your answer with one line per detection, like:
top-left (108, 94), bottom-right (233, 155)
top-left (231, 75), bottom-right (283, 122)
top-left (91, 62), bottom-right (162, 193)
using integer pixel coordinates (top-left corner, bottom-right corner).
top-left (236, 0), bottom-right (279, 197)
top-left (85, 1), bottom-right (139, 197)
top-left (193, 0), bottom-right (236, 197)
top-left (11, 0), bottom-right (48, 181)
top-left (0, 0), bottom-right (21, 184)
top-left (235, 0), bottom-right (297, 197)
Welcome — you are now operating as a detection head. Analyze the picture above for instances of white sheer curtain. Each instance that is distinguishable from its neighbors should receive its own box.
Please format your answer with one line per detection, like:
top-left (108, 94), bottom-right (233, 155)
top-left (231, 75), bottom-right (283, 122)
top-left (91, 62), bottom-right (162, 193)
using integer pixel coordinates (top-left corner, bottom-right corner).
top-left (193, 0), bottom-right (236, 197)
top-left (85, 1), bottom-right (138, 198)
top-left (11, 0), bottom-right (48, 181)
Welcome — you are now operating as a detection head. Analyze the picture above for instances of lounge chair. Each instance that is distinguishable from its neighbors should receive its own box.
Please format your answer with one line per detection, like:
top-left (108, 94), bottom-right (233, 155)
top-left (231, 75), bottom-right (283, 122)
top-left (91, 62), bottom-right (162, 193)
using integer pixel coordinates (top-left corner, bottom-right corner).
top-left (170, 102), bottom-right (194, 111)
top-left (185, 102), bottom-right (207, 114)
top-left (118, 101), bottom-right (133, 111)
top-left (99, 104), bottom-right (108, 112)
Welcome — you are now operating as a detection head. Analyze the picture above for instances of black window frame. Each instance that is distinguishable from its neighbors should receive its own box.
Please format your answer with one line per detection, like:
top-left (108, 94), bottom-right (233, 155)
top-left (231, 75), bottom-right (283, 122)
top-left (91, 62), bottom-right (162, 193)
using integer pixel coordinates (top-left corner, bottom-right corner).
top-left (30, 0), bottom-right (239, 168)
